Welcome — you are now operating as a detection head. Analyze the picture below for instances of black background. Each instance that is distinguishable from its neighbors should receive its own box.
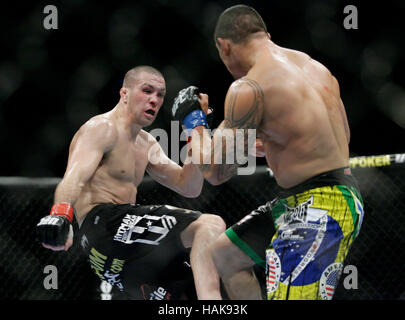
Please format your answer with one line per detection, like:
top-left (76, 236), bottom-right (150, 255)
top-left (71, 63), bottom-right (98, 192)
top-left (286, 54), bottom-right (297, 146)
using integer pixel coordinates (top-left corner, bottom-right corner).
top-left (1, 0), bottom-right (405, 177)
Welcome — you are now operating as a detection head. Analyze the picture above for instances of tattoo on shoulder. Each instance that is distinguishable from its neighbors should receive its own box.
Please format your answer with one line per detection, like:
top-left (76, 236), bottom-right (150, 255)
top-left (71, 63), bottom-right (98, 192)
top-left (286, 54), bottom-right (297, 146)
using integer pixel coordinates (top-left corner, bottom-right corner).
top-left (225, 78), bottom-right (264, 129)
top-left (203, 79), bottom-right (264, 183)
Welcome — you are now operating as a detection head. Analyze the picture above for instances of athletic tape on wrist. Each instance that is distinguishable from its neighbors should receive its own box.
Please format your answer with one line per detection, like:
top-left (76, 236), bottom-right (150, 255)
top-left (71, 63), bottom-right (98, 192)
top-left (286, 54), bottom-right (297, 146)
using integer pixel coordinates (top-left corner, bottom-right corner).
top-left (50, 203), bottom-right (74, 223)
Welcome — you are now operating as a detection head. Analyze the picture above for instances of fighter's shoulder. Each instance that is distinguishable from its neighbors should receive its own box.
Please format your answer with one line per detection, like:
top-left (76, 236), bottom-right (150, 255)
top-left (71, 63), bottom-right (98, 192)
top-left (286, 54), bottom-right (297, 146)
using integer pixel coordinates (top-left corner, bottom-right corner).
top-left (227, 77), bottom-right (265, 102)
top-left (293, 49), bottom-right (336, 80)
top-left (76, 114), bottom-right (118, 143)
top-left (301, 54), bottom-right (340, 92)
top-left (137, 129), bottom-right (159, 148)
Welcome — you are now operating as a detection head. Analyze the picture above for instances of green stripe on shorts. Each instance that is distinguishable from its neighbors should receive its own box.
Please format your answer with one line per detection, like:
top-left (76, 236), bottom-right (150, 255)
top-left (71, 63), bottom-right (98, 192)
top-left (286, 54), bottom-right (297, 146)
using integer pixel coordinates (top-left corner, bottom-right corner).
top-left (337, 185), bottom-right (360, 240)
top-left (225, 228), bottom-right (266, 268)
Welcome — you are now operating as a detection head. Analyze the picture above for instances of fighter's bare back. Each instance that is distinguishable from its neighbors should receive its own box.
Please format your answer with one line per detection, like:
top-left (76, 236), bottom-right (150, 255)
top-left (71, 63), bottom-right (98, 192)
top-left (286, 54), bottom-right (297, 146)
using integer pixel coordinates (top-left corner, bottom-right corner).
top-left (247, 44), bottom-right (350, 188)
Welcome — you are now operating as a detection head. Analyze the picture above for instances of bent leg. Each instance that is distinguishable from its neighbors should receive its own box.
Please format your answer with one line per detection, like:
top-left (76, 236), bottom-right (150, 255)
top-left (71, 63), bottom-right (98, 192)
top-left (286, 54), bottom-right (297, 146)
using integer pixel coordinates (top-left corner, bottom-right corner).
top-left (181, 213), bottom-right (226, 300)
top-left (211, 203), bottom-right (275, 299)
top-left (211, 232), bottom-right (263, 300)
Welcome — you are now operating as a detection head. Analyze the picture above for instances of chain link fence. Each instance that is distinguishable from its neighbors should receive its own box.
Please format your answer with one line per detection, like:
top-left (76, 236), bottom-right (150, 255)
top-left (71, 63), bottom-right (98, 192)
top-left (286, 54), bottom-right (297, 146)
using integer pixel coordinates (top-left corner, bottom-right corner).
top-left (0, 154), bottom-right (404, 300)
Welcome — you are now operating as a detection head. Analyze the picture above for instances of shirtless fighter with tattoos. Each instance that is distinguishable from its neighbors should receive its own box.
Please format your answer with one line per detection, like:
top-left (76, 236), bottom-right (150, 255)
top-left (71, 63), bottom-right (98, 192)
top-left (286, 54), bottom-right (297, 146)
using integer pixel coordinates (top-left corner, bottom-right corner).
top-left (172, 5), bottom-right (364, 300)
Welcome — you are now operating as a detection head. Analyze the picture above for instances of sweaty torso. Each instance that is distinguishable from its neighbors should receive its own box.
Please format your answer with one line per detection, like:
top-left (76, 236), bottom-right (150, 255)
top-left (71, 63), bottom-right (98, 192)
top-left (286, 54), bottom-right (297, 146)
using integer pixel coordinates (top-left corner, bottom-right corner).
top-left (74, 117), bottom-right (152, 225)
top-left (250, 46), bottom-right (350, 188)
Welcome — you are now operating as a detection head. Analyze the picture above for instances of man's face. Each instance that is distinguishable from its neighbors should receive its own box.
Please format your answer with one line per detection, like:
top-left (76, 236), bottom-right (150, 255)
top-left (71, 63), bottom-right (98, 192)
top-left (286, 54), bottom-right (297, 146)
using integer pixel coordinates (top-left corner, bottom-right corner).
top-left (127, 72), bottom-right (166, 126)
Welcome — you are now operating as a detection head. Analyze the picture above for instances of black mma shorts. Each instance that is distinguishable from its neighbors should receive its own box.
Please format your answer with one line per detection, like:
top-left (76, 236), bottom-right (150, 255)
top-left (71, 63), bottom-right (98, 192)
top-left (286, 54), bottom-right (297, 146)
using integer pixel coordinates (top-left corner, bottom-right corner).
top-left (78, 203), bottom-right (201, 300)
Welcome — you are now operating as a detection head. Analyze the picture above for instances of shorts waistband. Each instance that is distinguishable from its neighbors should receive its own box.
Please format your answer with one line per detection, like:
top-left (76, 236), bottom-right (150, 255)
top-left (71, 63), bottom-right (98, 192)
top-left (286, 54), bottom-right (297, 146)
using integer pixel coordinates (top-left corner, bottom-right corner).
top-left (276, 167), bottom-right (360, 198)
top-left (81, 203), bottom-right (139, 228)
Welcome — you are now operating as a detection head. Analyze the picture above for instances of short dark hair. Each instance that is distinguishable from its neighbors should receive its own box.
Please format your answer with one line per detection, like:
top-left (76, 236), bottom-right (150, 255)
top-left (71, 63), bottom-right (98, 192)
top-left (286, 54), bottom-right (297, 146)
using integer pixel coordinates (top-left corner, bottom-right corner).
top-left (214, 5), bottom-right (267, 44)
top-left (123, 65), bottom-right (163, 88)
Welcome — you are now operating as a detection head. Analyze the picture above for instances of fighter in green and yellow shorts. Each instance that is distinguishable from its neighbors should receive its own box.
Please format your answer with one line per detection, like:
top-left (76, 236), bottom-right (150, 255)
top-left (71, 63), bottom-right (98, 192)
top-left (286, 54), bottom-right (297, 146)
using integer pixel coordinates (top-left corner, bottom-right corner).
top-left (225, 167), bottom-right (364, 300)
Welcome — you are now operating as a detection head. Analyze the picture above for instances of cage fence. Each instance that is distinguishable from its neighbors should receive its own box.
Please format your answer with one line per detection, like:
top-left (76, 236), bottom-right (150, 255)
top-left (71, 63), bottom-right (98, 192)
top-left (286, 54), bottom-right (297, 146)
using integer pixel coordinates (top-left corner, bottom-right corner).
top-left (0, 153), bottom-right (404, 300)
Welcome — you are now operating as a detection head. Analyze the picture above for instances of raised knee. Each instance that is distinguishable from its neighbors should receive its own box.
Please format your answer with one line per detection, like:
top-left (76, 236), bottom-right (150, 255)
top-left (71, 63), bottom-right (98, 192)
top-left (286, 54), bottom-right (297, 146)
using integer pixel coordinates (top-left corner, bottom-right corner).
top-left (182, 214), bottom-right (226, 248)
top-left (197, 214), bottom-right (226, 234)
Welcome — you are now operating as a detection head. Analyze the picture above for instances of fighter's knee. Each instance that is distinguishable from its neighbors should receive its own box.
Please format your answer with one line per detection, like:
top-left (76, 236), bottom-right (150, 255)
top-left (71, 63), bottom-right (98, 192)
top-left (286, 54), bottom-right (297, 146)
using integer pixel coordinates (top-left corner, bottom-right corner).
top-left (198, 213), bottom-right (226, 234)
top-left (181, 214), bottom-right (225, 248)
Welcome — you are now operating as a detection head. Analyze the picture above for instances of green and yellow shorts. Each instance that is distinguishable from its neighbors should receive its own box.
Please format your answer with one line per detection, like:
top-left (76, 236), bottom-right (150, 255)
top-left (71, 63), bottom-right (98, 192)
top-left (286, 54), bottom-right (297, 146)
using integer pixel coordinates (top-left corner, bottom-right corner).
top-left (225, 167), bottom-right (364, 300)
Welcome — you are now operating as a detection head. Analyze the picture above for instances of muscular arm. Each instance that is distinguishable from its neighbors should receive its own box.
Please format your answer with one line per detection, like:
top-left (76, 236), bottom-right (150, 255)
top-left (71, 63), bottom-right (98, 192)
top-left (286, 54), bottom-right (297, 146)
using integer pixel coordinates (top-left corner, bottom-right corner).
top-left (190, 78), bottom-right (264, 185)
top-left (146, 136), bottom-right (204, 198)
top-left (54, 118), bottom-right (116, 206)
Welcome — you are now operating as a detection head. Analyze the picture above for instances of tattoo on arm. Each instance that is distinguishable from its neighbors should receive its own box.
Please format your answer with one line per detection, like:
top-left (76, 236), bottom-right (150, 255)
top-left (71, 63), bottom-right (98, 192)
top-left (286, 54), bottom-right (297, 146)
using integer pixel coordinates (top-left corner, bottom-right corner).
top-left (204, 78), bottom-right (264, 181)
top-left (224, 77), bottom-right (264, 130)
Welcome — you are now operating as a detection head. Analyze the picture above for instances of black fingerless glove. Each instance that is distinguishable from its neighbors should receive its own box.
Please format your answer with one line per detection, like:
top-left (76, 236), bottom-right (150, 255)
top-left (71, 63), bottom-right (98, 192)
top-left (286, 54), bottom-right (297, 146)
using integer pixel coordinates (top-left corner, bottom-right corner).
top-left (171, 86), bottom-right (208, 135)
top-left (36, 203), bottom-right (74, 246)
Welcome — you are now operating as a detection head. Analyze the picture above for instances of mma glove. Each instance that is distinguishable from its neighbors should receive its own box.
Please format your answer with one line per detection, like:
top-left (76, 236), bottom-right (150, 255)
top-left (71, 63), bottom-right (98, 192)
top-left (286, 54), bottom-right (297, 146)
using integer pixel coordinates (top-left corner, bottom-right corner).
top-left (171, 86), bottom-right (213, 135)
top-left (36, 202), bottom-right (74, 247)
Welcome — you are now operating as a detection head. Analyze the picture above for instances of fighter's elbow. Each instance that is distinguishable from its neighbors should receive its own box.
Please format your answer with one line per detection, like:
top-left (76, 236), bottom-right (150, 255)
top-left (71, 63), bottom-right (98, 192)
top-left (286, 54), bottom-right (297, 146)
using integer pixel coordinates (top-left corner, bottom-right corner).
top-left (204, 172), bottom-right (230, 186)
top-left (184, 191), bottom-right (201, 198)
top-left (181, 186), bottom-right (202, 198)
top-left (206, 176), bottom-right (223, 186)
top-left (181, 178), bottom-right (204, 198)
top-left (202, 167), bottom-right (230, 186)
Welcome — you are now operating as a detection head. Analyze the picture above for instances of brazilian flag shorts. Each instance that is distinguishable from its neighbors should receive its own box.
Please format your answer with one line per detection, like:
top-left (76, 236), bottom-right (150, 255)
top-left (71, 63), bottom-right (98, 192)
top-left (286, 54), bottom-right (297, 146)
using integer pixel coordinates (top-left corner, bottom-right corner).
top-left (225, 167), bottom-right (364, 300)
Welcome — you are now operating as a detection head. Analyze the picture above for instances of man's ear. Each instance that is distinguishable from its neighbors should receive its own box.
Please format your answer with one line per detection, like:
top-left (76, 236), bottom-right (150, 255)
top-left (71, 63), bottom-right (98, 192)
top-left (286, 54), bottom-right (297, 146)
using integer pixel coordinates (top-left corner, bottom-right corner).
top-left (217, 38), bottom-right (230, 57)
top-left (120, 87), bottom-right (128, 104)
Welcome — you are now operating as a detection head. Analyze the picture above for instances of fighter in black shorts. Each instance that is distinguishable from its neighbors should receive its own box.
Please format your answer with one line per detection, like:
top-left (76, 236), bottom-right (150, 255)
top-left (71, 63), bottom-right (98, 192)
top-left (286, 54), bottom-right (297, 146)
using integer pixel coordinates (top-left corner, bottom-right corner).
top-left (79, 203), bottom-right (202, 299)
top-left (36, 66), bottom-right (225, 300)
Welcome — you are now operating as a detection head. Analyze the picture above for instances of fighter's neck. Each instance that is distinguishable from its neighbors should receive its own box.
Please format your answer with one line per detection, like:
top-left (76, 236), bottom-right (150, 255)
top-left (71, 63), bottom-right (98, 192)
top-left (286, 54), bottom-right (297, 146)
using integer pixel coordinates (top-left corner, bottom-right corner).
top-left (236, 39), bottom-right (278, 77)
top-left (112, 103), bottom-right (142, 140)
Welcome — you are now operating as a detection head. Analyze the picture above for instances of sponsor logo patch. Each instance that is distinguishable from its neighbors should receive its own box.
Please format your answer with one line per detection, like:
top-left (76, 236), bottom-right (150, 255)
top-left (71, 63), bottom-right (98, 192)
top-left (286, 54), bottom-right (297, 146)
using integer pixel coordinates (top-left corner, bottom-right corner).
top-left (114, 214), bottom-right (177, 245)
top-left (319, 262), bottom-right (343, 300)
top-left (266, 249), bottom-right (281, 295)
